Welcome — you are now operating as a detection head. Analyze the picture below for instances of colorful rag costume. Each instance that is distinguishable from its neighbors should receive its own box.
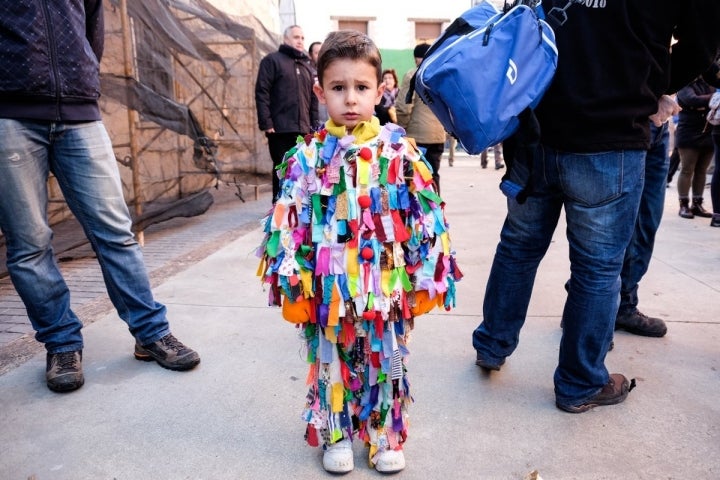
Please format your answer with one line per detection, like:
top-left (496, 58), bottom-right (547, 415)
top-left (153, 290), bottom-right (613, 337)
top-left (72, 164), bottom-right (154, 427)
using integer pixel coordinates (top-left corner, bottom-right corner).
top-left (256, 116), bottom-right (462, 466)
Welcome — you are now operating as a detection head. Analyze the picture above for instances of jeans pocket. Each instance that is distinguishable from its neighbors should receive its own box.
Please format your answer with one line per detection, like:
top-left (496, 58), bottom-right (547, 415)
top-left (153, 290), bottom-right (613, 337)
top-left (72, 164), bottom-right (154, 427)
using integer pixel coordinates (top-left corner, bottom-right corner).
top-left (560, 151), bottom-right (627, 207)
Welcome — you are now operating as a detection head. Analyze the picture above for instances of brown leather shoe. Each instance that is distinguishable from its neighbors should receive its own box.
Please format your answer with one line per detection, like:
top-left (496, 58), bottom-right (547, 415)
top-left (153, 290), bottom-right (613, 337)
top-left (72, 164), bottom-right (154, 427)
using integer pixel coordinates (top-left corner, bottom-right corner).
top-left (556, 373), bottom-right (634, 413)
top-left (679, 199), bottom-right (694, 218)
top-left (691, 198), bottom-right (713, 218)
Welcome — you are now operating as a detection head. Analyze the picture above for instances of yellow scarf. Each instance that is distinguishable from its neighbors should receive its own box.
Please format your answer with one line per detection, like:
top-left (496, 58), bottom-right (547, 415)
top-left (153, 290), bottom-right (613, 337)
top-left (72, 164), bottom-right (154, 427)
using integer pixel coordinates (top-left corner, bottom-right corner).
top-left (324, 117), bottom-right (380, 144)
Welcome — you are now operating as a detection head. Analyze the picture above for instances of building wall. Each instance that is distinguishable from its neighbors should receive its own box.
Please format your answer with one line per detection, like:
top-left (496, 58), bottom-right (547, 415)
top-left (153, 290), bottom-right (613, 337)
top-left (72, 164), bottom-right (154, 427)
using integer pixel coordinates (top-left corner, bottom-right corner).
top-left (208, 0), bottom-right (280, 32)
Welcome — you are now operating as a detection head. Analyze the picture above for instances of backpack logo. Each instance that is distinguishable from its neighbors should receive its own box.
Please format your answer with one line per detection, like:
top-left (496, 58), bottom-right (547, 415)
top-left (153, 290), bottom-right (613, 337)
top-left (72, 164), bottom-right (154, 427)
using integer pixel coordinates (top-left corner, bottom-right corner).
top-left (506, 59), bottom-right (518, 85)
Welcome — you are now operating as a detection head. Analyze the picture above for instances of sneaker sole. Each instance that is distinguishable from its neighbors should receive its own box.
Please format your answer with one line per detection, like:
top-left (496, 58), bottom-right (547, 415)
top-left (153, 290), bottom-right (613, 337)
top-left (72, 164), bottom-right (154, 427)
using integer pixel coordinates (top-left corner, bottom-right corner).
top-left (475, 359), bottom-right (502, 371)
top-left (615, 325), bottom-right (667, 337)
top-left (475, 354), bottom-right (505, 371)
top-left (556, 389), bottom-right (629, 414)
top-left (322, 462), bottom-right (354, 474)
top-left (47, 377), bottom-right (85, 393)
top-left (134, 351), bottom-right (200, 371)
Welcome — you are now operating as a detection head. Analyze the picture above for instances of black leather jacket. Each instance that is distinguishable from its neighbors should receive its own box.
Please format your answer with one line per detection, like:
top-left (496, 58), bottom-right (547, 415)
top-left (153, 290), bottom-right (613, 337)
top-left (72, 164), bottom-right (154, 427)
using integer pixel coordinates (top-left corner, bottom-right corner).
top-left (0, 0), bottom-right (104, 122)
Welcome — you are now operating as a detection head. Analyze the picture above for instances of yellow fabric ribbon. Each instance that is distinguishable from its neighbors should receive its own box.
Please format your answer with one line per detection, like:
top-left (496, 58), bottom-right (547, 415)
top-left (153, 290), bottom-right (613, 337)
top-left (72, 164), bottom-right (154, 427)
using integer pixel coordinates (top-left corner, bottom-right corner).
top-left (324, 117), bottom-right (380, 144)
top-left (331, 382), bottom-right (344, 413)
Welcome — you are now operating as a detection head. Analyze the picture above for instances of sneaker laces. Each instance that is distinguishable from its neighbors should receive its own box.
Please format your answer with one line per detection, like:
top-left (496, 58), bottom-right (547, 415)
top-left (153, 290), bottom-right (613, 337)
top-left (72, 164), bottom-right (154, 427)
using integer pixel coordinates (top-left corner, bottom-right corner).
top-left (158, 334), bottom-right (185, 352)
top-left (634, 311), bottom-right (663, 325)
top-left (55, 351), bottom-right (80, 373)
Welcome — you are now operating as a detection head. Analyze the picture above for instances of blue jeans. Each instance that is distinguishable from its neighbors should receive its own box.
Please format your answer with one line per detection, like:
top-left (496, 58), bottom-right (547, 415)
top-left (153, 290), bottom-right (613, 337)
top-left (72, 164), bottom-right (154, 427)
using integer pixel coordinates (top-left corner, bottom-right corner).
top-left (619, 122), bottom-right (669, 315)
top-left (472, 145), bottom-right (645, 406)
top-left (0, 119), bottom-right (170, 353)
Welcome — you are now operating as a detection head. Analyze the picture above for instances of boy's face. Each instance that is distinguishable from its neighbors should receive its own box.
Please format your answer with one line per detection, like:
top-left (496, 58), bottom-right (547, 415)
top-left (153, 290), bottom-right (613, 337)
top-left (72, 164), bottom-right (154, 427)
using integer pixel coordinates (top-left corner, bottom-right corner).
top-left (313, 58), bottom-right (384, 131)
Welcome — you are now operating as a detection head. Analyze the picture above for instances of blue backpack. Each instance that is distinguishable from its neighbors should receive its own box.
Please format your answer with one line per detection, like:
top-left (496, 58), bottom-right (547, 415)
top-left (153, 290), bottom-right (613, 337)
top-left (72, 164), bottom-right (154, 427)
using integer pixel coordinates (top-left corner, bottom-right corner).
top-left (409, 1), bottom-right (569, 155)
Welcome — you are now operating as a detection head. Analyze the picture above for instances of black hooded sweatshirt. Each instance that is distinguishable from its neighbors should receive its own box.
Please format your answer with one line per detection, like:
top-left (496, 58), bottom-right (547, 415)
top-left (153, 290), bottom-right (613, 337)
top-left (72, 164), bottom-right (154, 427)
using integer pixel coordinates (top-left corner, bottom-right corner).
top-left (536, 0), bottom-right (720, 152)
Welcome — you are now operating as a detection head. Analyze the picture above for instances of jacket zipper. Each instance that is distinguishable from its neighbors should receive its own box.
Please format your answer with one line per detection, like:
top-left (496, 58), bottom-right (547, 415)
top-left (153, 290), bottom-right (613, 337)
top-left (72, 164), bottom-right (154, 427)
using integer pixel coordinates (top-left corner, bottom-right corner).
top-left (40, 0), bottom-right (62, 121)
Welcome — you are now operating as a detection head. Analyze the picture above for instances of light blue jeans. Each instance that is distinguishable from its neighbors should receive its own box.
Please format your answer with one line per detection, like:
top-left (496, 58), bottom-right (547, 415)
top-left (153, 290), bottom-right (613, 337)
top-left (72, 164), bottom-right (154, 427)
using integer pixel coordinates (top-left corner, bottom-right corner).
top-left (472, 144), bottom-right (645, 406)
top-left (0, 119), bottom-right (170, 353)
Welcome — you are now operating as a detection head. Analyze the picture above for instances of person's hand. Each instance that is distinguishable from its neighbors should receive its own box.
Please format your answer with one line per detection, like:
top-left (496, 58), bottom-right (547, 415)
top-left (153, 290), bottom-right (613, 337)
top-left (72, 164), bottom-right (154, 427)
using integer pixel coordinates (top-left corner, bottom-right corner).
top-left (265, 128), bottom-right (275, 134)
top-left (649, 95), bottom-right (681, 127)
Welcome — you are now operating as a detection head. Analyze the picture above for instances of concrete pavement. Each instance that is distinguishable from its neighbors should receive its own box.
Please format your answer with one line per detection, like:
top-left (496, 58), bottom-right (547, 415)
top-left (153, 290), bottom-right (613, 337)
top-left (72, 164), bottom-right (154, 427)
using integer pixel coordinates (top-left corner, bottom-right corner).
top-left (0, 152), bottom-right (719, 480)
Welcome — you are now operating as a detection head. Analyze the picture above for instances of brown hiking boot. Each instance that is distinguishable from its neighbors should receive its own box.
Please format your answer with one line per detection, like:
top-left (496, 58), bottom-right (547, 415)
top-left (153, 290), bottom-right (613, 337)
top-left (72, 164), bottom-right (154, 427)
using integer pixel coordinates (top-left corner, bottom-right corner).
top-left (615, 310), bottom-right (667, 337)
top-left (556, 373), bottom-right (635, 413)
top-left (134, 333), bottom-right (200, 371)
top-left (46, 350), bottom-right (84, 393)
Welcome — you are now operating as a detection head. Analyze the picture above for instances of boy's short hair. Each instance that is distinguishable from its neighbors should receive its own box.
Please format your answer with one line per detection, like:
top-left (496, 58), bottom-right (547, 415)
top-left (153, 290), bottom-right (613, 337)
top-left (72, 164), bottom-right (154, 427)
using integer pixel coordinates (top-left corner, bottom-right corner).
top-left (316, 30), bottom-right (382, 86)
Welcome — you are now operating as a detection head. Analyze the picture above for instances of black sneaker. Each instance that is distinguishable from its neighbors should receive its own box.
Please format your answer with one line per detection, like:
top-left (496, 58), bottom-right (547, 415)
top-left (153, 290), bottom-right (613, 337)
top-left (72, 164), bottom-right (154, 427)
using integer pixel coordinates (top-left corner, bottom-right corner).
top-left (46, 350), bottom-right (84, 393)
top-left (134, 333), bottom-right (200, 371)
top-left (615, 310), bottom-right (667, 337)
top-left (556, 373), bottom-right (635, 413)
top-left (475, 351), bottom-right (505, 371)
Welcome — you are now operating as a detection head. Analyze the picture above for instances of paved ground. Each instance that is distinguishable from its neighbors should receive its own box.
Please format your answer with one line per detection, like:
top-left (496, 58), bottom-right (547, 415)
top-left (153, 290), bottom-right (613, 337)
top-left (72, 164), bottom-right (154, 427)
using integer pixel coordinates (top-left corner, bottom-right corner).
top-left (0, 152), bottom-right (718, 480)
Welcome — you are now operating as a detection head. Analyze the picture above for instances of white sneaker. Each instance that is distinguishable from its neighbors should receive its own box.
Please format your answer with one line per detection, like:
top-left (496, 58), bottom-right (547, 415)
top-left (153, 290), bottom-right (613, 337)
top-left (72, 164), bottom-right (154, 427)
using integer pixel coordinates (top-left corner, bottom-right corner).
top-left (374, 448), bottom-right (405, 473)
top-left (322, 439), bottom-right (354, 473)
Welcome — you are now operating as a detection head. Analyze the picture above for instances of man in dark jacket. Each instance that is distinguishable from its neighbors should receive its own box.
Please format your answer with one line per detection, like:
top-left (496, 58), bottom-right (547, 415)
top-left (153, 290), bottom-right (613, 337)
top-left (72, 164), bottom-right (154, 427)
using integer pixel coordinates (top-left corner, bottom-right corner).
top-left (255, 25), bottom-right (318, 202)
top-left (472, 0), bottom-right (720, 413)
top-left (0, 0), bottom-right (200, 393)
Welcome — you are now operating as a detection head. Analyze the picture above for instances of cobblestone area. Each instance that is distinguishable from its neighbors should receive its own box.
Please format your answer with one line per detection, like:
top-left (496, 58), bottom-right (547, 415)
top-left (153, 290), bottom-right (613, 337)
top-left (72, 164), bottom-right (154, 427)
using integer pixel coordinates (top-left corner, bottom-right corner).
top-left (0, 184), bottom-right (271, 373)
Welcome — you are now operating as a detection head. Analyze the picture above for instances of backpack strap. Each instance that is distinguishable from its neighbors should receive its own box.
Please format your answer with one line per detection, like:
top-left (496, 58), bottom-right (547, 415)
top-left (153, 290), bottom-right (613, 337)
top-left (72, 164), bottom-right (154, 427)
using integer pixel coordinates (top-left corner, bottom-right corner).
top-left (544, 0), bottom-right (584, 27)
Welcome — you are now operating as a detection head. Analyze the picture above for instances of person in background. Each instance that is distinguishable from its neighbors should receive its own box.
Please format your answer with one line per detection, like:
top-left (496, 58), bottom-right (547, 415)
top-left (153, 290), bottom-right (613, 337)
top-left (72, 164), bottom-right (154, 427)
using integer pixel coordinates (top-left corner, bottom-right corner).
top-left (0, 0), bottom-right (200, 393)
top-left (309, 41), bottom-right (322, 65)
top-left (481, 143), bottom-right (504, 170)
top-left (256, 30), bottom-right (461, 474)
top-left (309, 40), bottom-right (329, 127)
top-left (675, 76), bottom-right (715, 219)
top-left (471, 0), bottom-right (720, 414)
top-left (446, 134), bottom-right (458, 167)
top-left (255, 25), bottom-right (318, 202)
top-left (395, 43), bottom-right (446, 193)
top-left (375, 68), bottom-right (398, 125)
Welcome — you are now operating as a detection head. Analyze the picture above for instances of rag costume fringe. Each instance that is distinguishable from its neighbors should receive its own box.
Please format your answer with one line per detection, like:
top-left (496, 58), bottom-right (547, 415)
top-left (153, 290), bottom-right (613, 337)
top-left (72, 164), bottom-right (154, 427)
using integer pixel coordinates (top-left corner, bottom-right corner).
top-left (256, 118), bottom-right (462, 462)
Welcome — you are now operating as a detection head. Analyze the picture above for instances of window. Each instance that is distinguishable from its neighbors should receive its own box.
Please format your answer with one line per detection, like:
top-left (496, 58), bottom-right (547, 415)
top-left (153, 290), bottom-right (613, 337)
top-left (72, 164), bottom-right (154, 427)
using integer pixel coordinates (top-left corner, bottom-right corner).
top-left (414, 21), bottom-right (443, 44)
top-left (338, 19), bottom-right (368, 34)
top-left (331, 16), bottom-right (376, 35)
